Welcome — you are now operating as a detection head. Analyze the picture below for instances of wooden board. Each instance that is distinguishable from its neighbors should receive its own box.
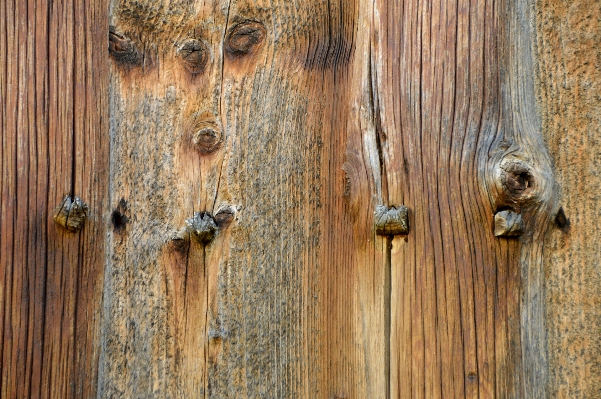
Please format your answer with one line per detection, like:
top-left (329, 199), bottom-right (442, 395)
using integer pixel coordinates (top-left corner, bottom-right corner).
top-left (101, 0), bottom-right (388, 397)
top-left (535, 0), bottom-right (601, 397)
top-left (369, 0), bottom-right (555, 397)
top-left (0, 0), bottom-right (109, 397)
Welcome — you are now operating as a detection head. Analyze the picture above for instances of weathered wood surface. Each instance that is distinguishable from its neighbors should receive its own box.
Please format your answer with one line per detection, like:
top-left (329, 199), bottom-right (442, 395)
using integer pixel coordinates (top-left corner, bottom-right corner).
top-left (4, 0), bottom-right (598, 397)
top-left (367, 0), bottom-right (555, 396)
top-left (101, 0), bottom-right (557, 397)
top-left (0, 0), bottom-right (109, 397)
top-left (535, 0), bottom-right (601, 397)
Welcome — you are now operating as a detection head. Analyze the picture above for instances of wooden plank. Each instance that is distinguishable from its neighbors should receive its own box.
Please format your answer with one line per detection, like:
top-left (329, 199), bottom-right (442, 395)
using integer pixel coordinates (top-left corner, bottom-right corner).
top-left (535, 0), bottom-right (601, 397)
top-left (372, 0), bottom-right (556, 397)
top-left (100, 0), bottom-right (390, 397)
top-left (0, 0), bottom-right (109, 397)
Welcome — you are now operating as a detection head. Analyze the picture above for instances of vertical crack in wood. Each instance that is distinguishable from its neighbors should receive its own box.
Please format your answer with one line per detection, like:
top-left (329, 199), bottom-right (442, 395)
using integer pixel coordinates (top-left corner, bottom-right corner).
top-left (202, 244), bottom-right (208, 399)
top-left (384, 236), bottom-right (392, 399)
top-left (211, 0), bottom-right (232, 217)
top-left (366, 7), bottom-right (393, 396)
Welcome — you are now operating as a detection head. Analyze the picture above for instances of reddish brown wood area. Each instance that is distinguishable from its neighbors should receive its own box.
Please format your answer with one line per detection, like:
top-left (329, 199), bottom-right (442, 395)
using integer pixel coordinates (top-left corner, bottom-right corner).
top-left (0, 0), bottom-right (109, 397)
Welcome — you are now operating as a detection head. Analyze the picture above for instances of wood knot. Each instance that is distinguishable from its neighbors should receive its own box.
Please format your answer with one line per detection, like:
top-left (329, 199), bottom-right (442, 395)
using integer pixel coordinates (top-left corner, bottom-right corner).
top-left (186, 212), bottom-right (218, 244)
top-left (178, 39), bottom-right (209, 75)
top-left (494, 210), bottom-right (525, 237)
top-left (343, 172), bottom-right (351, 198)
top-left (554, 207), bottom-right (570, 231)
top-left (111, 198), bottom-right (129, 233)
top-left (226, 20), bottom-right (266, 57)
top-left (375, 205), bottom-right (409, 235)
top-left (188, 114), bottom-right (223, 154)
top-left (54, 195), bottom-right (89, 232)
top-left (214, 206), bottom-right (236, 228)
top-left (496, 159), bottom-right (542, 211)
top-left (501, 161), bottom-right (535, 197)
top-left (108, 27), bottom-right (140, 64)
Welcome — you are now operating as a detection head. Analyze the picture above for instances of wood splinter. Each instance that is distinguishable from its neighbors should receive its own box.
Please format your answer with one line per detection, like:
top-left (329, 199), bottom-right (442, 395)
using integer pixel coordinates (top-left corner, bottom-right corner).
top-left (186, 212), bottom-right (218, 245)
top-left (375, 205), bottom-right (409, 235)
top-left (494, 210), bottom-right (525, 237)
top-left (54, 195), bottom-right (89, 232)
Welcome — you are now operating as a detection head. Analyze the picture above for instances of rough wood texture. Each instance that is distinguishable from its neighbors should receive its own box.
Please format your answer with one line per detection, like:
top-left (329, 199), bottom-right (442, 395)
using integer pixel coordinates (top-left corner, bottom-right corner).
top-left (0, 0), bottom-right (109, 397)
top-left (535, 0), bottom-right (601, 397)
top-left (5, 0), bottom-right (589, 397)
top-left (100, 0), bottom-right (558, 398)
top-left (101, 1), bottom-right (379, 397)
top-left (369, 0), bottom-right (556, 396)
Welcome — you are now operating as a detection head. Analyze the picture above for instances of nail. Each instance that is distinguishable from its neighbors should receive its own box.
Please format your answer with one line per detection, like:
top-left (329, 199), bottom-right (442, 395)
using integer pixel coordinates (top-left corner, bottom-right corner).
top-left (54, 195), bottom-right (89, 232)
top-left (494, 210), bottom-right (524, 237)
top-left (186, 212), bottom-right (218, 244)
top-left (375, 205), bottom-right (409, 235)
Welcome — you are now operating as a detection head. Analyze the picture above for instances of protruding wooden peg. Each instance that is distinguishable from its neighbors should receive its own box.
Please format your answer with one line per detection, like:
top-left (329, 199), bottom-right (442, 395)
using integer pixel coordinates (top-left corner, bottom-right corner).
top-left (494, 210), bottom-right (524, 237)
top-left (54, 195), bottom-right (89, 232)
top-left (186, 212), bottom-right (218, 244)
top-left (375, 205), bottom-right (409, 235)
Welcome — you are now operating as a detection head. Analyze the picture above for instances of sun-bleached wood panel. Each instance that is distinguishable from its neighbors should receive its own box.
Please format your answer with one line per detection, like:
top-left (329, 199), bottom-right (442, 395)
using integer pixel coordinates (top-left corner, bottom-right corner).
top-left (536, 0), bottom-right (601, 397)
top-left (101, 0), bottom-right (388, 397)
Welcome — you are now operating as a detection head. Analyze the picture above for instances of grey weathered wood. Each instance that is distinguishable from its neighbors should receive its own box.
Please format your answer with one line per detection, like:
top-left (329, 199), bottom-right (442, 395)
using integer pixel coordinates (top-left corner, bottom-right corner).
top-left (535, 0), bottom-right (601, 397)
top-left (100, 1), bottom-right (386, 397)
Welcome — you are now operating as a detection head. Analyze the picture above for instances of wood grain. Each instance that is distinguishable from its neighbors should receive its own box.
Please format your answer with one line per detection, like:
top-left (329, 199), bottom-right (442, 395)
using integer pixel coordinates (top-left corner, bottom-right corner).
top-left (535, 0), bottom-right (601, 397)
top-left (0, 0), bottom-right (109, 397)
top-left (100, 0), bottom-right (558, 397)
top-left (1, 0), bottom-right (577, 396)
top-left (371, 0), bottom-right (555, 397)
